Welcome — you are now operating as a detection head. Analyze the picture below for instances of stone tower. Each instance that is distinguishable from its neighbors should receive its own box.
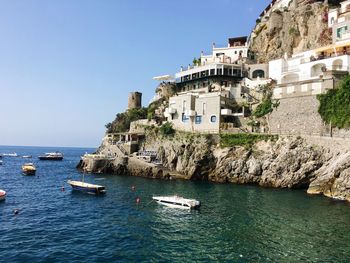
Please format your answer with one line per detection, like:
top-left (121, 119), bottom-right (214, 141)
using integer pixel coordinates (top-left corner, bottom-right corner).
top-left (128, 92), bottom-right (142, 110)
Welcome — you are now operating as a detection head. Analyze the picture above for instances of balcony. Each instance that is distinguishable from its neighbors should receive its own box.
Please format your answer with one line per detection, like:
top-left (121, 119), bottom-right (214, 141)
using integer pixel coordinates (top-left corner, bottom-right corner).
top-left (221, 109), bottom-right (232, 116)
top-left (185, 110), bottom-right (196, 117)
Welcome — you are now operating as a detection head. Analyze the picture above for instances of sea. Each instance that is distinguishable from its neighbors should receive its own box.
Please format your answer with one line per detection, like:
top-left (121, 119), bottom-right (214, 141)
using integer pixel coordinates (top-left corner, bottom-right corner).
top-left (1, 146), bottom-right (350, 262)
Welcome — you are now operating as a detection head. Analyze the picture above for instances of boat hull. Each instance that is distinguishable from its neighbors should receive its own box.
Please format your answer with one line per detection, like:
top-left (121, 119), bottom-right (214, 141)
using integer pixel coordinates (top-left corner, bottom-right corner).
top-left (39, 156), bottom-right (63, 161)
top-left (67, 180), bottom-right (106, 195)
top-left (152, 196), bottom-right (201, 210)
top-left (0, 190), bottom-right (6, 201)
top-left (22, 170), bottom-right (36, 176)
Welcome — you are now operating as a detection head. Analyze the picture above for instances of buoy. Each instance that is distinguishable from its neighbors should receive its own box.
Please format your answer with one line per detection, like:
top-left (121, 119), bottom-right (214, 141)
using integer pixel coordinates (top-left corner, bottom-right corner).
top-left (131, 185), bottom-right (136, 191)
top-left (136, 197), bottom-right (141, 204)
top-left (61, 186), bottom-right (65, 192)
top-left (13, 209), bottom-right (19, 215)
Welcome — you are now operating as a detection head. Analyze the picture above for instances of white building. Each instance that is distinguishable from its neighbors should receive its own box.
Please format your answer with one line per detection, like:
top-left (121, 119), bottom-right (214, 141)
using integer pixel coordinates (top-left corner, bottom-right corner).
top-left (269, 41), bottom-right (350, 99)
top-left (175, 37), bottom-right (248, 94)
top-left (329, 0), bottom-right (350, 43)
top-left (164, 90), bottom-right (245, 134)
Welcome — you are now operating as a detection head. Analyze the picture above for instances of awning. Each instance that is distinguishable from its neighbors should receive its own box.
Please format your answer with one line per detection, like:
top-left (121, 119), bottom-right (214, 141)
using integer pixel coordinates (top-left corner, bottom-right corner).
top-left (153, 74), bottom-right (174, 81)
top-left (315, 41), bottom-right (350, 53)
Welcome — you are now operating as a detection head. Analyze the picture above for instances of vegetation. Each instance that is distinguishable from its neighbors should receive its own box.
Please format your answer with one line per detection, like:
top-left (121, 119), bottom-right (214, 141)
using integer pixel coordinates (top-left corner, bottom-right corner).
top-left (193, 57), bottom-right (201, 66)
top-left (159, 122), bottom-right (175, 136)
top-left (317, 75), bottom-right (350, 129)
top-left (147, 98), bottom-right (166, 122)
top-left (289, 27), bottom-right (299, 36)
top-left (105, 107), bottom-right (148, 133)
top-left (220, 133), bottom-right (278, 148)
top-left (252, 84), bottom-right (279, 118)
top-left (253, 99), bottom-right (274, 118)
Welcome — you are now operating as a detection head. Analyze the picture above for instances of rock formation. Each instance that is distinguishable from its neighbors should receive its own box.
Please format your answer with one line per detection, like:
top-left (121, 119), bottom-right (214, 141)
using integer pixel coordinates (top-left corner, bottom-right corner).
top-left (78, 129), bottom-right (350, 202)
top-left (249, 0), bottom-right (340, 63)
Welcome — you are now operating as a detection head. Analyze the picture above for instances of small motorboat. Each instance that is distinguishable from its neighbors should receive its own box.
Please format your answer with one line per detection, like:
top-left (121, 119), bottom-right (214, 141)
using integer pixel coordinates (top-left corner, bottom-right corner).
top-left (0, 160), bottom-right (2, 165)
top-left (22, 155), bottom-right (32, 158)
top-left (3, 153), bottom-right (18, 157)
top-left (0, 189), bottom-right (6, 201)
top-left (38, 152), bottom-right (63, 160)
top-left (67, 180), bottom-right (106, 195)
top-left (22, 163), bottom-right (36, 175)
top-left (152, 195), bottom-right (201, 209)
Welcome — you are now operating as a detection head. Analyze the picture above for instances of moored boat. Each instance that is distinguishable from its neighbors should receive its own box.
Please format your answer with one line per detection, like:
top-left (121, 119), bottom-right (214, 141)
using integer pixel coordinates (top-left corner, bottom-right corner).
top-left (22, 163), bottom-right (36, 175)
top-left (38, 152), bottom-right (63, 161)
top-left (0, 189), bottom-right (6, 201)
top-left (67, 180), bottom-right (106, 195)
top-left (0, 160), bottom-right (2, 165)
top-left (3, 153), bottom-right (18, 157)
top-left (152, 195), bottom-right (201, 209)
top-left (22, 155), bottom-right (32, 158)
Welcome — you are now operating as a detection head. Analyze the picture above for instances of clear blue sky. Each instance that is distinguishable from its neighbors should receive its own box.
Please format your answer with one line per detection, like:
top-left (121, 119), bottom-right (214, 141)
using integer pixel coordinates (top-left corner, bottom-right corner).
top-left (0, 0), bottom-right (270, 147)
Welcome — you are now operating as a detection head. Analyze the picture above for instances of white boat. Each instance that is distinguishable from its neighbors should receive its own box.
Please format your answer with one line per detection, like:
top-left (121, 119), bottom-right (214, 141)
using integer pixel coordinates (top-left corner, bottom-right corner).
top-left (0, 160), bottom-right (2, 165)
top-left (22, 155), bottom-right (32, 158)
top-left (38, 152), bottom-right (63, 160)
top-left (152, 195), bottom-right (201, 209)
top-left (3, 153), bottom-right (17, 157)
top-left (0, 189), bottom-right (6, 201)
top-left (67, 180), bottom-right (106, 195)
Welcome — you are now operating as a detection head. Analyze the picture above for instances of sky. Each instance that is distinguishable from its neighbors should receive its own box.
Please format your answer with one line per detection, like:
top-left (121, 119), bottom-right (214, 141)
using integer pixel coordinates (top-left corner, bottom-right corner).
top-left (0, 0), bottom-right (270, 147)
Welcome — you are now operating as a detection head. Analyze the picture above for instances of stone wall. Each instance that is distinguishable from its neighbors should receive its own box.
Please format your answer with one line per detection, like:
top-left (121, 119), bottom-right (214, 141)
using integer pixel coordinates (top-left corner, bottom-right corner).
top-left (269, 95), bottom-right (325, 135)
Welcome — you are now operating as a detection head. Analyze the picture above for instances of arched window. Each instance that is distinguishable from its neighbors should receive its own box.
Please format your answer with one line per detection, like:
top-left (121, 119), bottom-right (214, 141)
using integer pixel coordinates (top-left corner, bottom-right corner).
top-left (311, 63), bottom-right (327, 77)
top-left (252, 69), bottom-right (265, 79)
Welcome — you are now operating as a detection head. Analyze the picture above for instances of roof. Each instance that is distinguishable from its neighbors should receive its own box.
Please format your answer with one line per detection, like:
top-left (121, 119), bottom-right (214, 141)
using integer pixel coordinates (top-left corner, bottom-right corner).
top-left (228, 36), bottom-right (248, 47)
top-left (153, 74), bottom-right (174, 81)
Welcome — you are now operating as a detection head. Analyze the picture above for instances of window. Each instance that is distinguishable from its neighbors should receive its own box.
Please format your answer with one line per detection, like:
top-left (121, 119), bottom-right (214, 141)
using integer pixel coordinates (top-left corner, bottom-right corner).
top-left (202, 102), bottom-right (206, 115)
top-left (195, 116), bottom-right (202, 124)
top-left (182, 113), bottom-right (189, 123)
top-left (182, 100), bottom-right (186, 112)
top-left (210, 115), bottom-right (217, 123)
top-left (252, 70), bottom-right (265, 79)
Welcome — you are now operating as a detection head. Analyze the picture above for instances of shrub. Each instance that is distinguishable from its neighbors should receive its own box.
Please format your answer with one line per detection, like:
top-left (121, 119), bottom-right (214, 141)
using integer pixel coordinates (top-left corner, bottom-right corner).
top-left (220, 133), bottom-right (278, 148)
top-left (159, 122), bottom-right (175, 136)
top-left (317, 75), bottom-right (350, 129)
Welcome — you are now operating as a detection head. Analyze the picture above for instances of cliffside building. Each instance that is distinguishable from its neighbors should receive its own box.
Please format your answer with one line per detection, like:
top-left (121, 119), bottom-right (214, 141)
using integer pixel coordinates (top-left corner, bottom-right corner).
top-left (175, 37), bottom-right (248, 94)
top-left (162, 37), bottom-right (261, 133)
top-left (329, 0), bottom-right (350, 43)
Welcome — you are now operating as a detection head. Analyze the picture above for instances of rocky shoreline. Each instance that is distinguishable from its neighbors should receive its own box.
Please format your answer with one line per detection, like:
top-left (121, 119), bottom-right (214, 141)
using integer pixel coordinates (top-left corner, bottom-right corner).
top-left (77, 133), bottom-right (350, 203)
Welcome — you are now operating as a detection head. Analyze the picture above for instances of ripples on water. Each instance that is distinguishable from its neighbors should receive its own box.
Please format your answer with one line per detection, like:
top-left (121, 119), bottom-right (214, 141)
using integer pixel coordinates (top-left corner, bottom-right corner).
top-left (1, 146), bottom-right (350, 262)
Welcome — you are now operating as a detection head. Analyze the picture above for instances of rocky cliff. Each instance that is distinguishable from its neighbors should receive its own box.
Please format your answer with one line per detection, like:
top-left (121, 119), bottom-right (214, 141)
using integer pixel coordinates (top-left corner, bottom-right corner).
top-left (250, 0), bottom-right (340, 63)
top-left (78, 130), bottom-right (350, 202)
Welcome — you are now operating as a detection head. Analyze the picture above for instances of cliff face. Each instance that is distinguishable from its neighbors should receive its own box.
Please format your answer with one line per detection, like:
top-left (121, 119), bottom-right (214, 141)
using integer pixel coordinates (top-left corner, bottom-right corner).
top-left (250, 0), bottom-right (336, 63)
top-left (79, 130), bottom-right (350, 202)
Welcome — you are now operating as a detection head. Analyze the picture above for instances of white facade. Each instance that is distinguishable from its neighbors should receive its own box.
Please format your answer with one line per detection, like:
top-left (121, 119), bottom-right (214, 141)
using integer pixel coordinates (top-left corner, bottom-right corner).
top-left (164, 85), bottom-right (243, 133)
top-left (175, 38), bottom-right (248, 84)
top-left (269, 42), bottom-right (350, 98)
top-left (328, 1), bottom-right (350, 43)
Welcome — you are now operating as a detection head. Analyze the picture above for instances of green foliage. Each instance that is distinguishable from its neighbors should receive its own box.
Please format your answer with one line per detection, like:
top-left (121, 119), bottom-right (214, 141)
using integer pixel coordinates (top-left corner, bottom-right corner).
top-left (317, 75), bottom-right (350, 129)
top-left (107, 107), bottom-right (147, 133)
top-left (256, 18), bottom-right (261, 24)
top-left (220, 133), bottom-right (278, 148)
top-left (159, 122), bottom-right (175, 136)
top-left (253, 99), bottom-right (273, 118)
top-left (252, 84), bottom-right (279, 118)
top-left (289, 27), bottom-right (299, 35)
top-left (193, 57), bottom-right (201, 66)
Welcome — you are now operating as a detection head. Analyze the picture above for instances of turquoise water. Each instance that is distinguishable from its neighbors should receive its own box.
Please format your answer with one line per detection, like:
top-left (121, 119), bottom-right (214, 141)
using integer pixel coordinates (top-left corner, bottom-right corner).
top-left (1, 146), bottom-right (350, 262)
